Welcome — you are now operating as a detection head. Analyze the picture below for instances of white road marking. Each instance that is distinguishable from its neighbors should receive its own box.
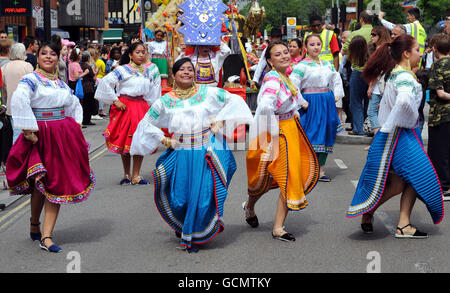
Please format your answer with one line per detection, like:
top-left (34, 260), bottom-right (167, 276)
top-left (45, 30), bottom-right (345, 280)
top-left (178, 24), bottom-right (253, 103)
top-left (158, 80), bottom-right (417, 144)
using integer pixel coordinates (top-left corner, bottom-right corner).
top-left (334, 159), bottom-right (348, 169)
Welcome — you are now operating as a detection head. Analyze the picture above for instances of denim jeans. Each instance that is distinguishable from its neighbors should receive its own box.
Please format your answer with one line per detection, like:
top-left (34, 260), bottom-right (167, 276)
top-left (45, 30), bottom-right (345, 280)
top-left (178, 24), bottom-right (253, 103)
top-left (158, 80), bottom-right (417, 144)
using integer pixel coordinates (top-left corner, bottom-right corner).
top-left (349, 70), bottom-right (369, 134)
top-left (367, 93), bottom-right (382, 129)
top-left (10, 117), bottom-right (21, 144)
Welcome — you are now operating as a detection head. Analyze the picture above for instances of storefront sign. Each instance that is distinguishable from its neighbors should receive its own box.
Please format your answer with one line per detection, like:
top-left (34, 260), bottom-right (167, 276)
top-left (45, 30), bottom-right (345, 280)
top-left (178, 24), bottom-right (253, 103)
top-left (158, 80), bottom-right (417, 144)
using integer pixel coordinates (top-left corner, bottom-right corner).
top-left (58, 0), bottom-right (104, 28)
top-left (0, 0), bottom-right (32, 16)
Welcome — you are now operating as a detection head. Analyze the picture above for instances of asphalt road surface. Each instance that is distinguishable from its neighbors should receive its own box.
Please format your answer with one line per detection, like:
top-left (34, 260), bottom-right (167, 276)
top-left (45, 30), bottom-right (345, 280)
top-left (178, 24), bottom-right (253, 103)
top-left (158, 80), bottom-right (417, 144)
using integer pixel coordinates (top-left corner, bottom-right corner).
top-left (0, 119), bottom-right (448, 274)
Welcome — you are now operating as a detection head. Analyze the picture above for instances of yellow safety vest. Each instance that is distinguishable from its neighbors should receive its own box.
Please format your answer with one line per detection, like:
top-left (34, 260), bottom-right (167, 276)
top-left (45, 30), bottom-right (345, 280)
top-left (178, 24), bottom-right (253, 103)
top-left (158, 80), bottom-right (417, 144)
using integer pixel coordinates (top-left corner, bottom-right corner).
top-left (411, 21), bottom-right (427, 54)
top-left (305, 29), bottom-right (335, 64)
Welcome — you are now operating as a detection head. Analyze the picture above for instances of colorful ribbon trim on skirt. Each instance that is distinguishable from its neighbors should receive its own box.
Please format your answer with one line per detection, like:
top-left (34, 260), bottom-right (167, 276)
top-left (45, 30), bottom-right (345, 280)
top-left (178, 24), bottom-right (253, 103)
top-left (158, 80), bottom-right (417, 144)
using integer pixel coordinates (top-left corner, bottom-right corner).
top-left (32, 107), bottom-right (65, 121)
top-left (173, 128), bottom-right (210, 149)
top-left (347, 127), bottom-right (444, 224)
top-left (278, 111), bottom-right (295, 121)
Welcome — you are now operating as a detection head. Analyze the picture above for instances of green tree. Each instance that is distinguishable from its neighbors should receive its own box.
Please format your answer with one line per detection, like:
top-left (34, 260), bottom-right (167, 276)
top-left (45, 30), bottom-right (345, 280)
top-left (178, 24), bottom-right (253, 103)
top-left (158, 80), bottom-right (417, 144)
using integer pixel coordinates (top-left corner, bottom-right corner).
top-left (418, 0), bottom-right (450, 26)
top-left (380, 0), bottom-right (407, 24)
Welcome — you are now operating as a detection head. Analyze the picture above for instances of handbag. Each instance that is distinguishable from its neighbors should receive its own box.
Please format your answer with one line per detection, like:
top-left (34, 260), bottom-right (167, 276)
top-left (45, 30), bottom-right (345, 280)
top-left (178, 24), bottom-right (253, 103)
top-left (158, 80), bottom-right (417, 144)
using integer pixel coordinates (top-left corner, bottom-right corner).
top-left (75, 78), bottom-right (84, 99)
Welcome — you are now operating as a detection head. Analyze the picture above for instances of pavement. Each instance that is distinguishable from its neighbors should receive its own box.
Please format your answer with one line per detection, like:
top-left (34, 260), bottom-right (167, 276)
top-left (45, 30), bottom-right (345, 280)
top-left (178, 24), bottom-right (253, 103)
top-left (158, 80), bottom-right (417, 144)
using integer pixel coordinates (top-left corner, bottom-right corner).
top-left (0, 104), bottom-right (430, 209)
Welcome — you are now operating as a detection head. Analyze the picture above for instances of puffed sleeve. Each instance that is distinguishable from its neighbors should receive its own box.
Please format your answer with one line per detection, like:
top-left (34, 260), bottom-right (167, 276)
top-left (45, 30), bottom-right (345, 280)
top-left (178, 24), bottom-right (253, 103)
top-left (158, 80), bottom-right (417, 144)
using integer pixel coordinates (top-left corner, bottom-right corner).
top-left (289, 64), bottom-right (307, 106)
top-left (249, 74), bottom-right (280, 141)
top-left (10, 75), bottom-right (39, 131)
top-left (207, 87), bottom-right (253, 138)
top-left (380, 73), bottom-right (420, 133)
top-left (216, 41), bottom-right (231, 69)
top-left (64, 87), bottom-right (83, 124)
top-left (328, 62), bottom-right (345, 99)
top-left (144, 63), bottom-right (161, 106)
top-left (130, 99), bottom-right (166, 156)
top-left (95, 66), bottom-right (122, 104)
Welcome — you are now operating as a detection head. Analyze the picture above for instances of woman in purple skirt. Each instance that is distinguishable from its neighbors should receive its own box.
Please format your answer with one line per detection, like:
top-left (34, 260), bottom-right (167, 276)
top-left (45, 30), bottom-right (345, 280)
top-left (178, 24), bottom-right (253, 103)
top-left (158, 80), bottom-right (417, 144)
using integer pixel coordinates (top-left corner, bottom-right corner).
top-left (6, 42), bottom-right (95, 253)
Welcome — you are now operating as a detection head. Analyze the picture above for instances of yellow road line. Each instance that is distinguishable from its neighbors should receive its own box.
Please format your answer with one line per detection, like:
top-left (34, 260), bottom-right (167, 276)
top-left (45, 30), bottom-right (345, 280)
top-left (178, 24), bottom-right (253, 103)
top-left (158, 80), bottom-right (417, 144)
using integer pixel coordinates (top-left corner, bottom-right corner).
top-left (0, 205), bottom-right (29, 232)
top-left (0, 147), bottom-right (106, 228)
top-left (0, 199), bottom-right (30, 224)
top-left (89, 147), bottom-right (107, 162)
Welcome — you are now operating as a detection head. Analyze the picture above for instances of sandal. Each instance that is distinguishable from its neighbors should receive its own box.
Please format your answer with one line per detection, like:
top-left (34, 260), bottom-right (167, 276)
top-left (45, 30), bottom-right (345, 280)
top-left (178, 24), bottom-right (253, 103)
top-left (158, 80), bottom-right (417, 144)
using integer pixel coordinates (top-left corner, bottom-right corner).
top-left (39, 236), bottom-right (62, 253)
top-left (30, 218), bottom-right (42, 242)
top-left (131, 176), bottom-right (148, 185)
top-left (395, 224), bottom-right (428, 239)
top-left (360, 213), bottom-right (374, 234)
top-left (272, 228), bottom-right (295, 242)
top-left (242, 201), bottom-right (259, 228)
top-left (319, 175), bottom-right (331, 182)
top-left (120, 175), bottom-right (131, 185)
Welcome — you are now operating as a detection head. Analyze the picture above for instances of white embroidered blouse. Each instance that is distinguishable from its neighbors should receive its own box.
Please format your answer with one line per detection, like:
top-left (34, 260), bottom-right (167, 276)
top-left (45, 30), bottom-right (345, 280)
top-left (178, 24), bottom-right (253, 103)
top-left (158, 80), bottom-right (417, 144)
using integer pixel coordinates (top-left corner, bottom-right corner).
top-left (378, 67), bottom-right (423, 133)
top-left (94, 63), bottom-right (161, 105)
top-left (11, 72), bottom-right (83, 131)
top-left (290, 58), bottom-right (345, 99)
top-left (249, 70), bottom-right (307, 140)
top-left (130, 85), bottom-right (253, 156)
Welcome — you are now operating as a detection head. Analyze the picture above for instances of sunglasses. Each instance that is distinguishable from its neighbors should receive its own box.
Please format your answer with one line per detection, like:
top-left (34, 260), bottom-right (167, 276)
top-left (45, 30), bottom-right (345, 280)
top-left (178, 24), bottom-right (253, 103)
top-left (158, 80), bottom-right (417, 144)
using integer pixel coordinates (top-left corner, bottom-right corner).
top-left (371, 33), bottom-right (378, 37)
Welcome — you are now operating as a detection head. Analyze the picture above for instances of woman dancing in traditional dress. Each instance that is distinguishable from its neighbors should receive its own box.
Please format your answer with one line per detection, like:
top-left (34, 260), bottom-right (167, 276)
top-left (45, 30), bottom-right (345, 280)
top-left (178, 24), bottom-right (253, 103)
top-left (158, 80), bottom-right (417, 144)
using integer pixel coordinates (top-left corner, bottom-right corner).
top-left (347, 34), bottom-right (444, 238)
top-left (130, 58), bottom-right (253, 252)
top-left (95, 41), bottom-right (161, 185)
top-left (244, 40), bottom-right (320, 242)
top-left (6, 42), bottom-right (95, 253)
top-left (290, 34), bottom-right (344, 182)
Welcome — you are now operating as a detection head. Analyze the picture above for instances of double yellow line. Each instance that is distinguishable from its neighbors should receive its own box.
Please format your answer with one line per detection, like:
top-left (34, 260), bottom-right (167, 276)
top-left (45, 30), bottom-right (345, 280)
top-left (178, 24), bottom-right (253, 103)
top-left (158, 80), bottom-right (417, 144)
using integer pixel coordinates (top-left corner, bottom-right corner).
top-left (0, 146), bottom-right (107, 232)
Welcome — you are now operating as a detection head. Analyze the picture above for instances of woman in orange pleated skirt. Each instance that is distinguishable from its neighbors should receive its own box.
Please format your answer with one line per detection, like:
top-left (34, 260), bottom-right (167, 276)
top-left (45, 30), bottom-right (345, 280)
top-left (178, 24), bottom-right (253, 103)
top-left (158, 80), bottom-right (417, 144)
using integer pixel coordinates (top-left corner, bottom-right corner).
top-left (244, 41), bottom-right (319, 242)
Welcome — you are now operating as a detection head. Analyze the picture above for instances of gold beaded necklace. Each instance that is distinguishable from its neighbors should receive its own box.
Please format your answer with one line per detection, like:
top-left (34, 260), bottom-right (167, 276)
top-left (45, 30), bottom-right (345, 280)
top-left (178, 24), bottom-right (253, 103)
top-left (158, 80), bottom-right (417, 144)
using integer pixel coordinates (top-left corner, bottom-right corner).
top-left (35, 64), bottom-right (59, 80)
top-left (173, 84), bottom-right (199, 100)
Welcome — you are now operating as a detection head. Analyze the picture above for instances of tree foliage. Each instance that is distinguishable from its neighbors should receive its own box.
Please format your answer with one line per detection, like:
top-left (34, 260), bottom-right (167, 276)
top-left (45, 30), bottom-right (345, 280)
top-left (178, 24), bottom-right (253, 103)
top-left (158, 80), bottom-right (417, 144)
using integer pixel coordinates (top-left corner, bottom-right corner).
top-left (417, 0), bottom-right (450, 26)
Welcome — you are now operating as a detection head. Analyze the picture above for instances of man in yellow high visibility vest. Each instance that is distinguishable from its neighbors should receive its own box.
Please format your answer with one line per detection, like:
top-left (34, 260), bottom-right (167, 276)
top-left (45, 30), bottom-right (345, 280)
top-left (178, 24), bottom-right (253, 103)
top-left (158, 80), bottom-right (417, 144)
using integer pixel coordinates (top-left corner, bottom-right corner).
top-left (379, 8), bottom-right (427, 54)
top-left (305, 15), bottom-right (340, 71)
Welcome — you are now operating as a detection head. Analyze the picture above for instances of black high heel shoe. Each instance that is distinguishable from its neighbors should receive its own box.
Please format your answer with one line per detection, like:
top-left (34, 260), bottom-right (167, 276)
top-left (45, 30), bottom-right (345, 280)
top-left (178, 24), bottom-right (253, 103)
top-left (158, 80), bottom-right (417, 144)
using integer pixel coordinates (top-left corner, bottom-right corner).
top-left (30, 218), bottom-right (41, 242)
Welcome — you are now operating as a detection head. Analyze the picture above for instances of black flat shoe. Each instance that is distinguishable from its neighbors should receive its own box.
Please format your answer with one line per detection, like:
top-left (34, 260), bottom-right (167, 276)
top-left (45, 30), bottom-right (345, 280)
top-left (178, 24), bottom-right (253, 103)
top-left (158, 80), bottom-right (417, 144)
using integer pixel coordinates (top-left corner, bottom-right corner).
top-left (242, 201), bottom-right (259, 228)
top-left (272, 231), bottom-right (296, 242)
top-left (186, 245), bottom-right (199, 253)
top-left (361, 213), bottom-right (374, 234)
top-left (395, 224), bottom-right (428, 239)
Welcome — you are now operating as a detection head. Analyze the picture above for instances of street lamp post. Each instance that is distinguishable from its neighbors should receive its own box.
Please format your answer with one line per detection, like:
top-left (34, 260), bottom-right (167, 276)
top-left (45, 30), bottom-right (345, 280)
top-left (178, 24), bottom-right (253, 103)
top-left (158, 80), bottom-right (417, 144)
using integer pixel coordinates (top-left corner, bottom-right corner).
top-left (44, 0), bottom-right (51, 41)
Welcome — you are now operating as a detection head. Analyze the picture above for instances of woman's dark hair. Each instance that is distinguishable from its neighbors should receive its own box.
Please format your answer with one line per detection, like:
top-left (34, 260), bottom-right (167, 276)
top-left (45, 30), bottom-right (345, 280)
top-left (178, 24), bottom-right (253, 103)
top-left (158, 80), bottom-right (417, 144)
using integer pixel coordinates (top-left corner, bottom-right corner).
top-left (109, 47), bottom-right (121, 60)
top-left (37, 41), bottom-right (61, 59)
top-left (69, 47), bottom-right (80, 62)
top-left (369, 26), bottom-right (391, 55)
top-left (304, 33), bottom-right (322, 47)
top-left (172, 57), bottom-right (194, 76)
top-left (264, 40), bottom-right (289, 60)
top-left (290, 38), bottom-right (303, 50)
top-left (348, 35), bottom-right (368, 68)
top-left (362, 34), bottom-right (416, 84)
top-left (51, 35), bottom-right (62, 50)
top-left (119, 41), bottom-right (145, 65)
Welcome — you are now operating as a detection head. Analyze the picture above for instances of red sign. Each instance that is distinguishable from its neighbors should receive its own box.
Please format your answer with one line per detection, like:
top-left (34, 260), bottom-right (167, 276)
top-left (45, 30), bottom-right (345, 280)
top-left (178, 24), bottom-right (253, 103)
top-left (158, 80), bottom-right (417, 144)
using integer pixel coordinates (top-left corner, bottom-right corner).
top-left (0, 0), bottom-right (32, 16)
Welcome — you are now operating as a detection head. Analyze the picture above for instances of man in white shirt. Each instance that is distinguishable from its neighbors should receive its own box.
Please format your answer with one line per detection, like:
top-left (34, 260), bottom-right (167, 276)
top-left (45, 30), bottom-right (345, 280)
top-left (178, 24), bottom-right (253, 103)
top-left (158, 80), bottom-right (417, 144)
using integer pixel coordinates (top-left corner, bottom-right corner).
top-left (379, 8), bottom-right (427, 54)
top-left (249, 28), bottom-right (282, 89)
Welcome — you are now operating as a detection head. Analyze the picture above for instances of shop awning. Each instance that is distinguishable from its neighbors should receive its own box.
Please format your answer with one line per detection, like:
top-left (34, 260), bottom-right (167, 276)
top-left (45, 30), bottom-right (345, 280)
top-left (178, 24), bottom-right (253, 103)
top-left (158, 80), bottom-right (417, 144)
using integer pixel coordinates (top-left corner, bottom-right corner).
top-left (103, 28), bottom-right (123, 41)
